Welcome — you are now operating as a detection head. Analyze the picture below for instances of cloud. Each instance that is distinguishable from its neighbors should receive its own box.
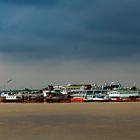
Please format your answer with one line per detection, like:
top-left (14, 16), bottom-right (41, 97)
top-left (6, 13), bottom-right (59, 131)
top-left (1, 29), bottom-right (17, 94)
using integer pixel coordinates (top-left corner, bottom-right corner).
top-left (0, 0), bottom-right (140, 63)
top-left (0, 58), bottom-right (140, 89)
top-left (0, 0), bottom-right (58, 6)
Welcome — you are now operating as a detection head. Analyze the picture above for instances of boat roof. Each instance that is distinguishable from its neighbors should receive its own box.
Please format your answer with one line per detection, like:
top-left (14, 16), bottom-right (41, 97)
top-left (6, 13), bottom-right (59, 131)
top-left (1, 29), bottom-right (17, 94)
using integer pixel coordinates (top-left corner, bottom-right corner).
top-left (114, 89), bottom-right (140, 92)
top-left (3, 89), bottom-right (41, 93)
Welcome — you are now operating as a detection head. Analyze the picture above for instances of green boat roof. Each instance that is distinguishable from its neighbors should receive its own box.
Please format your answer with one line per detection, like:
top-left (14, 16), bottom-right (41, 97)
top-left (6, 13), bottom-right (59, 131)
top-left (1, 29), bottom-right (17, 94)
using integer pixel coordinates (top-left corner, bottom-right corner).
top-left (3, 89), bottom-right (41, 93)
top-left (50, 90), bottom-right (62, 94)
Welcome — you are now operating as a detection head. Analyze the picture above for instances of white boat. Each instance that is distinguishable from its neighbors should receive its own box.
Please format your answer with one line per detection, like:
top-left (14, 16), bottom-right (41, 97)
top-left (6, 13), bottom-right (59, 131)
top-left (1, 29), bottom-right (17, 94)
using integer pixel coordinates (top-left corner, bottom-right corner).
top-left (0, 92), bottom-right (22, 102)
top-left (83, 90), bottom-right (110, 102)
top-left (108, 89), bottom-right (140, 101)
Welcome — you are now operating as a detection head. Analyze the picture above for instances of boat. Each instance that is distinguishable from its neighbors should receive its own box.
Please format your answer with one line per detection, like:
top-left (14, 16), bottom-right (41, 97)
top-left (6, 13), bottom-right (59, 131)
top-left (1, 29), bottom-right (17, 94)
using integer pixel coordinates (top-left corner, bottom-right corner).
top-left (0, 89), bottom-right (44, 103)
top-left (83, 90), bottom-right (110, 102)
top-left (43, 85), bottom-right (70, 103)
top-left (70, 89), bottom-right (110, 102)
top-left (70, 90), bottom-right (85, 102)
top-left (0, 92), bottom-right (22, 102)
top-left (107, 89), bottom-right (140, 102)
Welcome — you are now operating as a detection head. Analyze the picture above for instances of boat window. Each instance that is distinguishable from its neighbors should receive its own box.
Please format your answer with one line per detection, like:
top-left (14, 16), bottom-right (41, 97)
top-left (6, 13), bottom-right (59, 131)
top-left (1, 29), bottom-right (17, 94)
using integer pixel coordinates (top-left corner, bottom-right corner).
top-left (94, 91), bottom-right (101, 94)
top-left (102, 90), bottom-right (107, 94)
top-left (87, 91), bottom-right (93, 95)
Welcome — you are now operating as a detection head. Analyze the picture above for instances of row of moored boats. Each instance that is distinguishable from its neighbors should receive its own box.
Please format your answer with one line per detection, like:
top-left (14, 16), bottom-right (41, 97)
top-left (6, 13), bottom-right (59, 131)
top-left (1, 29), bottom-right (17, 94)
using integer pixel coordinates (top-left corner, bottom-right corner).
top-left (0, 82), bottom-right (140, 103)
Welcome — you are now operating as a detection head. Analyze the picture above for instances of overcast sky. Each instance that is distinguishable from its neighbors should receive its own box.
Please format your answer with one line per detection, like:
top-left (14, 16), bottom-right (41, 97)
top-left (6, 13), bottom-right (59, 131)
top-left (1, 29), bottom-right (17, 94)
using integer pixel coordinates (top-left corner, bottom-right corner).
top-left (0, 0), bottom-right (140, 89)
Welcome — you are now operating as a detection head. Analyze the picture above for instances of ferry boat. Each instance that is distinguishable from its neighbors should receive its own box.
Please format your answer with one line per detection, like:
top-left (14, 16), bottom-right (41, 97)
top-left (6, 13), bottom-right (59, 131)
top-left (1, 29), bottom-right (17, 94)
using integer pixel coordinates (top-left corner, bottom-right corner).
top-left (0, 92), bottom-right (22, 102)
top-left (70, 89), bottom-right (85, 102)
top-left (0, 89), bottom-right (44, 103)
top-left (43, 85), bottom-right (70, 103)
top-left (107, 89), bottom-right (140, 101)
top-left (70, 89), bottom-right (110, 102)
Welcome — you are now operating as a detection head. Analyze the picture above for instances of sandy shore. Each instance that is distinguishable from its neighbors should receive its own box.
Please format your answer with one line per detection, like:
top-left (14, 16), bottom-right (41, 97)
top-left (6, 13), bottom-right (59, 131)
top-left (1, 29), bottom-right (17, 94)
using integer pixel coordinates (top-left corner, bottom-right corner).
top-left (0, 102), bottom-right (140, 140)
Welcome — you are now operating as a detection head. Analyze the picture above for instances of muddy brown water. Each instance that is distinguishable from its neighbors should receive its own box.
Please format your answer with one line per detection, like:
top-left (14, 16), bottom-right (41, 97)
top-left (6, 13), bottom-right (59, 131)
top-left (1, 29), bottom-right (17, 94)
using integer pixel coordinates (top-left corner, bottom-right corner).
top-left (0, 102), bottom-right (140, 140)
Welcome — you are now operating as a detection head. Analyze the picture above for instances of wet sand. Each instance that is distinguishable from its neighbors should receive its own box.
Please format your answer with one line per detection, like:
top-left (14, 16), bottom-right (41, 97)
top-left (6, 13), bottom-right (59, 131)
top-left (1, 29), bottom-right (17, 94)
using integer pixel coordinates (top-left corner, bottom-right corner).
top-left (0, 102), bottom-right (140, 140)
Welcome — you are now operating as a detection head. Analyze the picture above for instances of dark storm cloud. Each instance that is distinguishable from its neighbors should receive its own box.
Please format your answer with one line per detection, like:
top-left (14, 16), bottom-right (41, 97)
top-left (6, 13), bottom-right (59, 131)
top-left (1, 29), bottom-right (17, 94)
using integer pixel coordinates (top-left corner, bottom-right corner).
top-left (0, 0), bottom-right (140, 62)
top-left (0, 0), bottom-right (58, 5)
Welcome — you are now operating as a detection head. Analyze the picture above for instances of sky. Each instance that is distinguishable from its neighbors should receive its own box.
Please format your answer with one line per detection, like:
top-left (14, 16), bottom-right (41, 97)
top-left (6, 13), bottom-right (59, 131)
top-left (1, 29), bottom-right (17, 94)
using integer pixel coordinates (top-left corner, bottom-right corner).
top-left (0, 0), bottom-right (140, 89)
